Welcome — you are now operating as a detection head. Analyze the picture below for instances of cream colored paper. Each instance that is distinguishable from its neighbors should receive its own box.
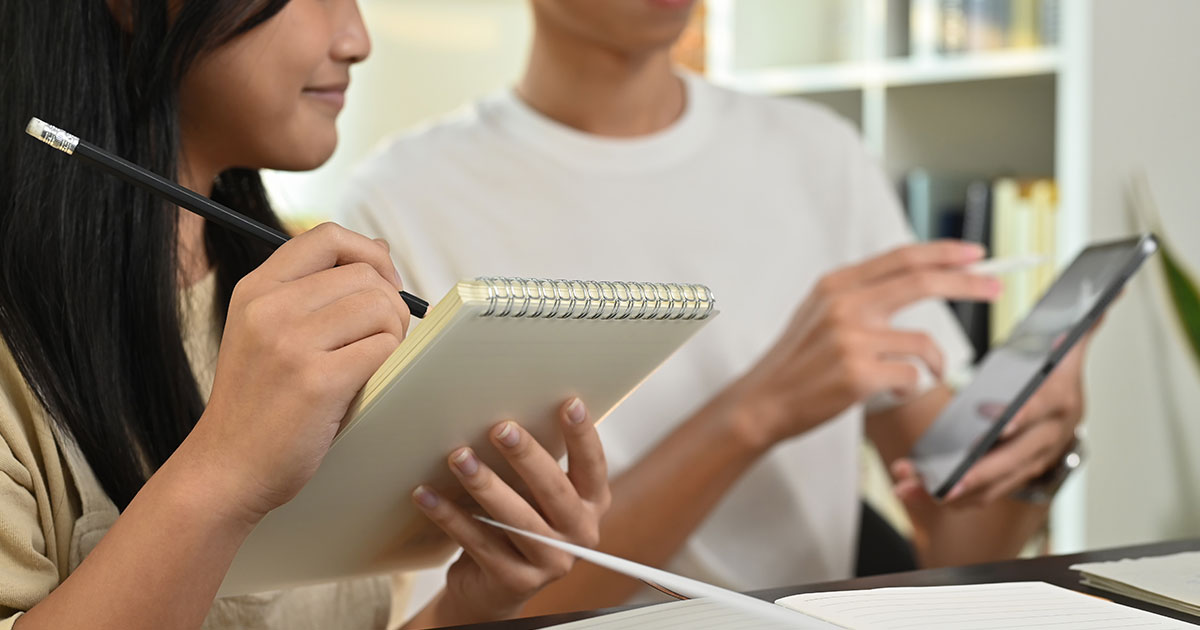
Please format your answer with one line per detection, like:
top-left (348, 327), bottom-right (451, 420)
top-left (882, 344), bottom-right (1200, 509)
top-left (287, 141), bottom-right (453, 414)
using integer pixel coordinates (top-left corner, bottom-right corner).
top-left (1072, 551), bottom-right (1200, 618)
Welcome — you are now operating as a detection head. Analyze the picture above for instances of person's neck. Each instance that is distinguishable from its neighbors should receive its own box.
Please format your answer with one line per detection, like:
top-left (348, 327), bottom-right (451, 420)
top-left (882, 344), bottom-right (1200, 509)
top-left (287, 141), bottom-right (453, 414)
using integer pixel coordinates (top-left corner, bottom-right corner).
top-left (516, 29), bottom-right (685, 138)
top-left (177, 158), bottom-right (218, 288)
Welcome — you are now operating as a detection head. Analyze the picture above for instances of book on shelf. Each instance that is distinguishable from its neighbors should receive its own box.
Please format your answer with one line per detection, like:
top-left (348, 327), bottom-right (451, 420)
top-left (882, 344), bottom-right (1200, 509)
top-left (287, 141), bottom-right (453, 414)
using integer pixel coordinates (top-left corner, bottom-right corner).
top-left (900, 170), bottom-right (1057, 357)
top-left (907, 0), bottom-right (1060, 57)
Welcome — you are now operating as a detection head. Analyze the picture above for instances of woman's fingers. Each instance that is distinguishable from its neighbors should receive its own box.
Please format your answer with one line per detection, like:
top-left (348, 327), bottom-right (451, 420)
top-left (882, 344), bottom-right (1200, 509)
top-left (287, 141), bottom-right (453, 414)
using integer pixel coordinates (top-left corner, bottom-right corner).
top-left (410, 485), bottom-right (526, 572)
top-left (263, 222), bottom-right (402, 289)
top-left (324, 331), bottom-right (404, 401)
top-left (446, 447), bottom-right (567, 569)
top-left (304, 286), bottom-right (409, 350)
top-left (560, 399), bottom-right (610, 509)
top-left (487, 422), bottom-right (592, 539)
top-left (281, 262), bottom-right (409, 314)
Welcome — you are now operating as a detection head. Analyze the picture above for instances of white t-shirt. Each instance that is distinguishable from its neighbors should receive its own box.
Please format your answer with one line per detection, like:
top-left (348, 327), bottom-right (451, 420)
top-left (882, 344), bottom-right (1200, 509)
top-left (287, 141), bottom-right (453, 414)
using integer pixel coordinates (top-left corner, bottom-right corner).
top-left (338, 73), bottom-right (971, 610)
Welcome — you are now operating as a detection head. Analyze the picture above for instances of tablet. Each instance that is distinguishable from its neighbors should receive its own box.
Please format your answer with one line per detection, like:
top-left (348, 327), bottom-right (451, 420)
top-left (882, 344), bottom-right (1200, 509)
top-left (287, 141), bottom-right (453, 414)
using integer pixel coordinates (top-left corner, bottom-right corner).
top-left (911, 234), bottom-right (1159, 499)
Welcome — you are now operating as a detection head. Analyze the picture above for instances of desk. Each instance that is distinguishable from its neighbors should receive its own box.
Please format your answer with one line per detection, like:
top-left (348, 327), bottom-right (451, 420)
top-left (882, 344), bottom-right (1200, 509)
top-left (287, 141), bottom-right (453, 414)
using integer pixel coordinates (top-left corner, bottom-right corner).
top-left (439, 538), bottom-right (1200, 629)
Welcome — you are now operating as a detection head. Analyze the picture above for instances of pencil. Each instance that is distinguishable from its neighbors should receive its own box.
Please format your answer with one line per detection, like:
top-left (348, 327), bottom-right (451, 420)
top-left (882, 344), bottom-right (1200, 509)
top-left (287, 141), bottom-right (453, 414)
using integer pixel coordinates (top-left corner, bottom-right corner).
top-left (24, 118), bottom-right (428, 318)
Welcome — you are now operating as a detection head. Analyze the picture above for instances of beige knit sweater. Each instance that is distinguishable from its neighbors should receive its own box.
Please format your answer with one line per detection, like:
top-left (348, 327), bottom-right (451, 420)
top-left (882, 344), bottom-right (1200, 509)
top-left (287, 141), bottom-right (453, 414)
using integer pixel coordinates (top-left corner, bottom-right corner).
top-left (0, 273), bottom-right (407, 629)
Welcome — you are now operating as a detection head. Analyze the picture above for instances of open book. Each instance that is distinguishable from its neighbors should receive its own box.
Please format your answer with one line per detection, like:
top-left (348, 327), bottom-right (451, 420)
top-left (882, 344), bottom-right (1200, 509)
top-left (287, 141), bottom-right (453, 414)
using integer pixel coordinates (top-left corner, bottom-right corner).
top-left (478, 518), bottom-right (1193, 630)
top-left (218, 277), bottom-right (716, 596)
top-left (543, 583), bottom-right (1195, 629)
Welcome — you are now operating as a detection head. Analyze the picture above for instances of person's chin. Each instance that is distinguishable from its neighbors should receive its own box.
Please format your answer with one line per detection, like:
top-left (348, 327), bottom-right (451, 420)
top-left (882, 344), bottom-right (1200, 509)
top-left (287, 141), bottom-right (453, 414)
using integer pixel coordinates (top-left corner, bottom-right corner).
top-left (269, 136), bottom-right (338, 172)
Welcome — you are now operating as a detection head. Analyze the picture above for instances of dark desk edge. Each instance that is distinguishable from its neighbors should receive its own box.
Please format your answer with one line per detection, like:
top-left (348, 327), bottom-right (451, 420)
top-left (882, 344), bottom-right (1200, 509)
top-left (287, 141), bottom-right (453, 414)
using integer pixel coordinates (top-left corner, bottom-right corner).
top-left (434, 538), bottom-right (1200, 629)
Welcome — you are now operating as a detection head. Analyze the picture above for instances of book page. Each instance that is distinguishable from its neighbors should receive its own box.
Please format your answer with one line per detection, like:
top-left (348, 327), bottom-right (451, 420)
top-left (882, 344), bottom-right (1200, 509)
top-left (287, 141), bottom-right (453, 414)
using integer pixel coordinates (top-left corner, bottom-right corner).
top-left (776, 581), bottom-right (1194, 629)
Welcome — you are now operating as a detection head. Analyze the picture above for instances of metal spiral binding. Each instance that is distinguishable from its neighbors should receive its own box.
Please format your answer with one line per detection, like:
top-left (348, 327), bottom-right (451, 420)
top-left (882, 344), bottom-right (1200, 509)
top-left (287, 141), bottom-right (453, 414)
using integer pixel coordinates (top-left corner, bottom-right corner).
top-left (477, 277), bottom-right (716, 321)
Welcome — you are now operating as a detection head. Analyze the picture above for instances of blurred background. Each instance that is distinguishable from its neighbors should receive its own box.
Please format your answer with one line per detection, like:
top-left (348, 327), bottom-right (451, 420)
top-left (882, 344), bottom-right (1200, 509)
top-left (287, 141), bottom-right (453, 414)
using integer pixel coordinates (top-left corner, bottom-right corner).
top-left (264, 0), bottom-right (1200, 557)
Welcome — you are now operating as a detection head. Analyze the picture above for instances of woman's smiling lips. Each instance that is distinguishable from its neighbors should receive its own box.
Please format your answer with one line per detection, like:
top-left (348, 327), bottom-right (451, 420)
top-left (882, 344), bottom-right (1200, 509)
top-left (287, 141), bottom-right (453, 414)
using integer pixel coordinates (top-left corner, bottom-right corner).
top-left (303, 83), bottom-right (348, 112)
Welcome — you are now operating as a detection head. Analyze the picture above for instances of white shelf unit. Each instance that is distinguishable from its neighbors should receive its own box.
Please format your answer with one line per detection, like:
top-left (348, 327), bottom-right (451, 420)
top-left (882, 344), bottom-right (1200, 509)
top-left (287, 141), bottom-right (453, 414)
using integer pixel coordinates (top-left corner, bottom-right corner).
top-left (702, 0), bottom-right (1090, 552)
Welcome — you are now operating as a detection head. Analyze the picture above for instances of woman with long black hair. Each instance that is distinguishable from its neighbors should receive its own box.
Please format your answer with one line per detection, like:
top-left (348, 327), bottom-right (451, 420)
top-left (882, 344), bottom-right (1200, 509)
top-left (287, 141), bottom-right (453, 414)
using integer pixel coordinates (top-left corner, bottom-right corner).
top-left (0, 1), bottom-right (610, 628)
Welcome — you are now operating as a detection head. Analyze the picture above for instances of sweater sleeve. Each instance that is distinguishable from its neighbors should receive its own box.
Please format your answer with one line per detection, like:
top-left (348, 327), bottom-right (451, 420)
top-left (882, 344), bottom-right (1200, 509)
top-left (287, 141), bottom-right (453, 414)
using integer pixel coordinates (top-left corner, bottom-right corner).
top-left (0, 349), bottom-right (64, 623)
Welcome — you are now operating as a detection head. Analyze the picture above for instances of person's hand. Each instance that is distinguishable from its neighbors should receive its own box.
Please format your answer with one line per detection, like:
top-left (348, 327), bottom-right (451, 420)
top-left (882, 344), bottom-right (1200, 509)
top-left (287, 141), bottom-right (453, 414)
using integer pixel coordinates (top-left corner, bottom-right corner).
top-left (892, 329), bottom-right (1093, 509)
top-left (186, 222), bottom-right (410, 524)
top-left (726, 241), bottom-right (1001, 450)
top-left (408, 398), bottom-right (610, 626)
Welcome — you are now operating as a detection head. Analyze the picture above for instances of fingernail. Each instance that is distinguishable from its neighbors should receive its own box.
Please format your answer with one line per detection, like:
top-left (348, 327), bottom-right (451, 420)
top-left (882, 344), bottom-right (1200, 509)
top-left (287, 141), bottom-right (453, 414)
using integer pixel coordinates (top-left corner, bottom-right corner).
top-left (451, 448), bottom-right (479, 476)
top-left (962, 243), bottom-right (986, 261)
top-left (495, 421), bottom-right (520, 448)
top-left (566, 398), bottom-right (586, 425)
top-left (413, 485), bottom-right (439, 509)
top-left (946, 482), bottom-right (966, 501)
top-left (393, 267), bottom-right (403, 288)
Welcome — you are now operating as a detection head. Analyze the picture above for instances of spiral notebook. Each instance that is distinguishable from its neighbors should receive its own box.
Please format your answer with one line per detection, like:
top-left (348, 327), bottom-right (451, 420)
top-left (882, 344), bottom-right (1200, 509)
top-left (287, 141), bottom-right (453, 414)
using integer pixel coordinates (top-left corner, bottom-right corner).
top-left (218, 277), bottom-right (717, 596)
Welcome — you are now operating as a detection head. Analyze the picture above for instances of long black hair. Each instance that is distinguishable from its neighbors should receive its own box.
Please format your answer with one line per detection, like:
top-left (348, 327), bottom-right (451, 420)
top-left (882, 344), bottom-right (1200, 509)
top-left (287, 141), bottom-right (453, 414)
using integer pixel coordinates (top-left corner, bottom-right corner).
top-left (0, 0), bottom-right (293, 509)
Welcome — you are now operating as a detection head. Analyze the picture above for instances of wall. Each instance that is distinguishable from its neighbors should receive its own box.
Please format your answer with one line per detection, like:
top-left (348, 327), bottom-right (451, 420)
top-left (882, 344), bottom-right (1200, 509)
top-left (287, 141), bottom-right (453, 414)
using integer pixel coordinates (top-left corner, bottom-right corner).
top-left (1077, 0), bottom-right (1200, 548)
top-left (264, 0), bottom-right (533, 221)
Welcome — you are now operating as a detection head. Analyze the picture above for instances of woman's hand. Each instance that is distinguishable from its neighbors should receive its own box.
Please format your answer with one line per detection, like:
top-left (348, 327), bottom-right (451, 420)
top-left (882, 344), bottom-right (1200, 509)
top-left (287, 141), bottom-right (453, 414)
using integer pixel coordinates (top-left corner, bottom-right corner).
top-left (186, 222), bottom-right (411, 525)
top-left (405, 398), bottom-right (611, 627)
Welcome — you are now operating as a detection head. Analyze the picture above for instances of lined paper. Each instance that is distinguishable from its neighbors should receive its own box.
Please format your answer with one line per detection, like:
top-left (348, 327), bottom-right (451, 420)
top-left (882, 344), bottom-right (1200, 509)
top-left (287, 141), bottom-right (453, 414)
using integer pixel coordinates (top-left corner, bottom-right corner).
top-left (546, 599), bottom-right (804, 630)
top-left (776, 582), bottom-right (1194, 629)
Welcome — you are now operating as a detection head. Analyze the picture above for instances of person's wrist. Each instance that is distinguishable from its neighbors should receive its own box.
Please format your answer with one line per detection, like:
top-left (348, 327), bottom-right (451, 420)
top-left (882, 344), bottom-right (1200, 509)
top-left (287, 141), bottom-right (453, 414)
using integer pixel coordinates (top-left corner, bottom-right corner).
top-left (424, 589), bottom-right (523, 628)
top-left (716, 381), bottom-right (784, 457)
top-left (168, 414), bottom-right (276, 530)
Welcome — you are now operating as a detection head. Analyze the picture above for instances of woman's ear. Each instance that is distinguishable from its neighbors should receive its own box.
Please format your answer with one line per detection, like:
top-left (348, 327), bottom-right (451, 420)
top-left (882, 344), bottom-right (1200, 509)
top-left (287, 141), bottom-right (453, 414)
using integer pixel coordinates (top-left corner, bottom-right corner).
top-left (106, 0), bottom-right (134, 33)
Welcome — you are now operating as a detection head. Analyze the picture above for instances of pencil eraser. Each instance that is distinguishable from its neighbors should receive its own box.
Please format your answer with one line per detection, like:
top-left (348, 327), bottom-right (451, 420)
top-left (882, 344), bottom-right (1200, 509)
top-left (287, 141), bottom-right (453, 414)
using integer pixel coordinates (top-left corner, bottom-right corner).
top-left (25, 118), bottom-right (47, 139)
top-left (24, 118), bottom-right (79, 154)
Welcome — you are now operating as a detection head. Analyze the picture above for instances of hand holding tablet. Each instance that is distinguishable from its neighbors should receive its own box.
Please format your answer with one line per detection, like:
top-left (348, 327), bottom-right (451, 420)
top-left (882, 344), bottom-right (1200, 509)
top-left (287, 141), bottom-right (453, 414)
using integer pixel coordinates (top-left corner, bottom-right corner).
top-left (909, 234), bottom-right (1158, 500)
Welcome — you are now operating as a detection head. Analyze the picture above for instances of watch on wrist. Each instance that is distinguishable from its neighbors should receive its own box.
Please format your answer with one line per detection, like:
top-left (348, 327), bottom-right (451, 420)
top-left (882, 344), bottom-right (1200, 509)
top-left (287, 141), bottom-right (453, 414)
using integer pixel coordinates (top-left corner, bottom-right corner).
top-left (1012, 434), bottom-right (1085, 504)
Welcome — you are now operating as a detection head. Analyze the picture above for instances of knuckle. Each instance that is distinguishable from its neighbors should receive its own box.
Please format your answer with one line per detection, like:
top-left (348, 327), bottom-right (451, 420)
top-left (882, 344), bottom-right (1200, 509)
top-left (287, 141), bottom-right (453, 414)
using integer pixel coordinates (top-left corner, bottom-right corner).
top-left (366, 287), bottom-right (394, 315)
top-left (242, 296), bottom-right (282, 336)
top-left (509, 572), bottom-right (543, 597)
top-left (543, 553), bottom-right (574, 581)
top-left (576, 522), bottom-right (602, 549)
top-left (832, 328), bottom-right (860, 359)
top-left (377, 332), bottom-right (401, 350)
top-left (814, 275), bottom-right (836, 297)
top-left (230, 276), bottom-right (256, 306)
top-left (348, 262), bottom-right (378, 287)
top-left (313, 221), bottom-right (342, 237)
top-left (595, 488), bottom-right (613, 515)
top-left (826, 297), bottom-right (858, 325)
top-left (896, 247), bottom-right (921, 270)
top-left (842, 360), bottom-right (872, 393)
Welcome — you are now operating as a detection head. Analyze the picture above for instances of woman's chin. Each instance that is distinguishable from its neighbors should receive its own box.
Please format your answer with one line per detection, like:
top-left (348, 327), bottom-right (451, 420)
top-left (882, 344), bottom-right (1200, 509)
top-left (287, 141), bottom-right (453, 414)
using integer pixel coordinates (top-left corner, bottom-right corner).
top-left (262, 140), bottom-right (338, 173)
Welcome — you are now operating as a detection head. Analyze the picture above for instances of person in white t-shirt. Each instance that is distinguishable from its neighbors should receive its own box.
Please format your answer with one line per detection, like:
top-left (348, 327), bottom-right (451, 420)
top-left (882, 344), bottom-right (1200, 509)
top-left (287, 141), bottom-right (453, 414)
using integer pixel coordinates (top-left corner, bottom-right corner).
top-left (339, 0), bottom-right (1091, 618)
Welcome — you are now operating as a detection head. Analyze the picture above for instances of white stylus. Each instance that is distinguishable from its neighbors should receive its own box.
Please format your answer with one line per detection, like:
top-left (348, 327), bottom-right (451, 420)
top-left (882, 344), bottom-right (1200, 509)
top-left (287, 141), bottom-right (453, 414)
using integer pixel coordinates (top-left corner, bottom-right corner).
top-left (967, 255), bottom-right (1049, 275)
